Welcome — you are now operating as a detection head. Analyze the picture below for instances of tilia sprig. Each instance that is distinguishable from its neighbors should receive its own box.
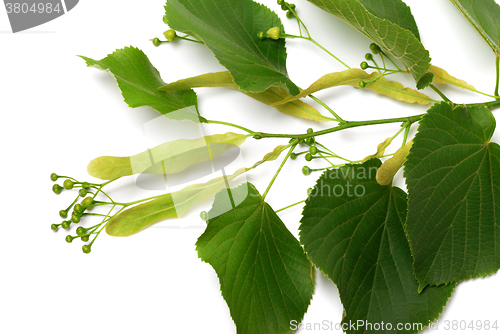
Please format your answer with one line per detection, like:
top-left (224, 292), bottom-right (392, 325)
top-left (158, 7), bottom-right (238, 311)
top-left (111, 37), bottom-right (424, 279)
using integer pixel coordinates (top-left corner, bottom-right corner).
top-left (52, 0), bottom-right (500, 333)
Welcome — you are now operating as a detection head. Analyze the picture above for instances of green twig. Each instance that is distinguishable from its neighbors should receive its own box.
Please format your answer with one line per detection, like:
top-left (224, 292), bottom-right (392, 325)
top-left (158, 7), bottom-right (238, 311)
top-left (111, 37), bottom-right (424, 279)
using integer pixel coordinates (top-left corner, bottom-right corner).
top-left (262, 142), bottom-right (298, 200)
top-left (429, 84), bottom-right (451, 102)
top-left (205, 120), bottom-right (256, 134)
top-left (276, 199), bottom-right (306, 213)
top-left (308, 94), bottom-right (344, 121)
top-left (496, 56), bottom-right (500, 100)
top-left (256, 114), bottom-right (424, 140)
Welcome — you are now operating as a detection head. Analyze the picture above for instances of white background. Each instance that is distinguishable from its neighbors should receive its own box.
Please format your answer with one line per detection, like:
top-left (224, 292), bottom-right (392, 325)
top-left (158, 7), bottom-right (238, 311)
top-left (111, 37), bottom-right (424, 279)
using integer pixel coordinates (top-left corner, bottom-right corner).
top-left (1, 0), bottom-right (499, 333)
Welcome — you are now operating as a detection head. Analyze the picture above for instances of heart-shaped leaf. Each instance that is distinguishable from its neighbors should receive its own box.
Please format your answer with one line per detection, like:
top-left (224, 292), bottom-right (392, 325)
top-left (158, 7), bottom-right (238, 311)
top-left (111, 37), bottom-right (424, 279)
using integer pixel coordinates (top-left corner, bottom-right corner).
top-left (358, 0), bottom-right (420, 40)
top-left (197, 183), bottom-right (314, 334)
top-left (165, 0), bottom-right (299, 95)
top-left (80, 47), bottom-right (200, 122)
top-left (307, 0), bottom-right (431, 82)
top-left (450, 0), bottom-right (500, 55)
top-left (300, 159), bottom-right (455, 333)
top-left (405, 102), bottom-right (500, 289)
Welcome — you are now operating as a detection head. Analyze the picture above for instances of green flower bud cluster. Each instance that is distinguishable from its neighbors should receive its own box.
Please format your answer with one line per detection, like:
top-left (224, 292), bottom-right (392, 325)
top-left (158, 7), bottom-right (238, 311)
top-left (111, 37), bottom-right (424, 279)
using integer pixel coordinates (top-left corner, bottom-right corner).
top-left (277, 0), bottom-right (296, 19)
top-left (50, 172), bottom-right (99, 253)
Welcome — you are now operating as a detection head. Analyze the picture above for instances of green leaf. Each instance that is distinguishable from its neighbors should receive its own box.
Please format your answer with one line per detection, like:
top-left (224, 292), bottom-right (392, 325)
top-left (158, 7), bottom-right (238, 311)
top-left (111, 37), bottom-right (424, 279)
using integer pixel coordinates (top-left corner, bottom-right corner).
top-left (358, 0), bottom-right (421, 40)
top-left (450, 0), bottom-right (500, 55)
top-left (80, 46), bottom-right (200, 122)
top-left (416, 72), bottom-right (434, 90)
top-left (405, 102), bottom-right (500, 289)
top-left (273, 69), bottom-right (434, 105)
top-left (196, 183), bottom-right (314, 334)
top-left (307, 0), bottom-right (431, 82)
top-left (165, 0), bottom-right (300, 95)
top-left (159, 72), bottom-right (332, 122)
top-left (300, 159), bottom-right (455, 334)
top-left (105, 168), bottom-right (247, 236)
top-left (87, 132), bottom-right (248, 180)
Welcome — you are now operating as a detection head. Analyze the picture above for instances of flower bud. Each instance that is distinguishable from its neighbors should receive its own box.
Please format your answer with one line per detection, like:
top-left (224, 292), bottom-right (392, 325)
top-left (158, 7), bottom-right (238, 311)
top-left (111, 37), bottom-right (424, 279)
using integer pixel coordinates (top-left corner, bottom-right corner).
top-left (163, 29), bottom-right (177, 42)
top-left (61, 220), bottom-right (71, 230)
top-left (74, 204), bottom-right (85, 214)
top-left (369, 43), bottom-right (381, 54)
top-left (82, 245), bottom-right (91, 254)
top-left (63, 179), bottom-right (74, 190)
top-left (52, 184), bottom-right (63, 195)
top-left (200, 211), bottom-right (208, 221)
top-left (81, 197), bottom-right (93, 207)
top-left (302, 166), bottom-right (311, 175)
top-left (76, 227), bottom-right (86, 236)
top-left (266, 27), bottom-right (281, 40)
top-left (59, 210), bottom-right (68, 219)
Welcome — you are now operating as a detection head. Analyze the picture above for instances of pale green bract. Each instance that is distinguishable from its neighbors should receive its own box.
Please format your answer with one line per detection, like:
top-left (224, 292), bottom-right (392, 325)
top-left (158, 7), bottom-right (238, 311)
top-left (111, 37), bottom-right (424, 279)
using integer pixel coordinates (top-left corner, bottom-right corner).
top-left (106, 168), bottom-right (247, 236)
top-left (80, 47), bottom-right (200, 122)
top-left (307, 0), bottom-right (431, 83)
top-left (87, 132), bottom-right (248, 180)
top-left (197, 183), bottom-right (314, 334)
top-left (165, 0), bottom-right (300, 95)
top-left (159, 71), bottom-right (332, 122)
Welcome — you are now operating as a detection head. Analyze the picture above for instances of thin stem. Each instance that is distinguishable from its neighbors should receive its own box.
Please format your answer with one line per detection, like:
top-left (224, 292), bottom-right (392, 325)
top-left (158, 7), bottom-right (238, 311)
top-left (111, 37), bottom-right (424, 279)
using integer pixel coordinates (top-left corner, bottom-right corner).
top-left (375, 122), bottom-right (408, 157)
top-left (176, 35), bottom-right (204, 44)
top-left (257, 114), bottom-right (424, 140)
top-left (380, 52), bottom-right (387, 70)
top-left (465, 99), bottom-right (500, 110)
top-left (286, 7), bottom-right (312, 38)
top-left (315, 142), bottom-right (353, 162)
top-left (262, 142), bottom-right (298, 200)
top-left (383, 52), bottom-right (404, 72)
top-left (495, 56), bottom-right (500, 100)
top-left (275, 199), bottom-right (306, 213)
top-left (429, 84), bottom-right (452, 102)
top-left (309, 38), bottom-right (351, 69)
top-left (205, 120), bottom-right (255, 134)
top-left (308, 94), bottom-right (344, 121)
top-left (281, 33), bottom-right (350, 69)
top-left (403, 124), bottom-right (411, 146)
top-left (318, 152), bottom-right (335, 166)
